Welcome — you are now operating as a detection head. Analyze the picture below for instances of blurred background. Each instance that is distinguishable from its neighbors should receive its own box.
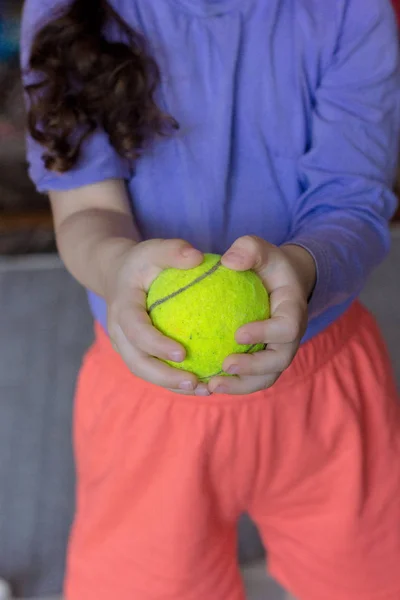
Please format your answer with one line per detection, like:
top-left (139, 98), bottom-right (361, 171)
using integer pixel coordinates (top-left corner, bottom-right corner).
top-left (0, 1), bottom-right (399, 599)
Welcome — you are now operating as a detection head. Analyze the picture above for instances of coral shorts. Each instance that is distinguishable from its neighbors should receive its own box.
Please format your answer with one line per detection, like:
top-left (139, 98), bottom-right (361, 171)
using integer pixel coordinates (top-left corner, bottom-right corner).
top-left (66, 302), bottom-right (400, 600)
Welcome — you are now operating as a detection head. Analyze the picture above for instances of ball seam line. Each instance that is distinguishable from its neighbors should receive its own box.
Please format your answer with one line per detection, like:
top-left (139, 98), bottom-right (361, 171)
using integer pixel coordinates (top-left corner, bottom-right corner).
top-left (148, 258), bottom-right (222, 313)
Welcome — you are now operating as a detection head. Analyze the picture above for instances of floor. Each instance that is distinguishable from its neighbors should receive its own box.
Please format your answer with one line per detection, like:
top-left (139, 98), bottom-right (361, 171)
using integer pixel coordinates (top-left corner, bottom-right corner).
top-left (1, 232), bottom-right (399, 599)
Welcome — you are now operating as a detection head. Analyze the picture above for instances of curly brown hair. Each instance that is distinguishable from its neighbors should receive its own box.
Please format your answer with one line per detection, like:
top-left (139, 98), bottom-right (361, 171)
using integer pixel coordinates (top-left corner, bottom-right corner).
top-left (24, 0), bottom-right (177, 173)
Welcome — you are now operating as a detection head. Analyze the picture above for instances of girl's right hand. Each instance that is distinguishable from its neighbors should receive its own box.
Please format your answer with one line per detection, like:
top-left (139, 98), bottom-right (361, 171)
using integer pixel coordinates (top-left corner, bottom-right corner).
top-left (104, 238), bottom-right (209, 395)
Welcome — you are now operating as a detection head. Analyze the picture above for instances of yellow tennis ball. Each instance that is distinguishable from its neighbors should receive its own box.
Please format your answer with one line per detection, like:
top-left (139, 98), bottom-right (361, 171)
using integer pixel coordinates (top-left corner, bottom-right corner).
top-left (147, 253), bottom-right (270, 381)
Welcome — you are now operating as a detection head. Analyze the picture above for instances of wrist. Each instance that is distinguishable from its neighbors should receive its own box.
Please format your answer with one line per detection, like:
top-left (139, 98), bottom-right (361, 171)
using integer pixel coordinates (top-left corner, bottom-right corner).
top-left (281, 244), bottom-right (317, 301)
top-left (94, 237), bottom-right (137, 300)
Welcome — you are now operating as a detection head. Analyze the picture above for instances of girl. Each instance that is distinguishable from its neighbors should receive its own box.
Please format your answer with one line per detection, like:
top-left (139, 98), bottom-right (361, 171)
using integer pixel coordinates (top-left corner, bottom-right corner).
top-left (21, 0), bottom-right (400, 598)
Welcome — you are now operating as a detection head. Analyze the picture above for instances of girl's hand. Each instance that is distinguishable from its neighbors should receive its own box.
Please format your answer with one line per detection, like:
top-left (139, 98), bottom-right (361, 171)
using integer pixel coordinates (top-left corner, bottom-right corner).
top-left (208, 236), bottom-right (317, 395)
top-left (104, 239), bottom-right (209, 395)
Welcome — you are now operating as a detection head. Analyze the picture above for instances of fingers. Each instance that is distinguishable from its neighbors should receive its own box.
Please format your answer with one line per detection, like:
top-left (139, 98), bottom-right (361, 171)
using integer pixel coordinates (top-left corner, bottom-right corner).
top-left (193, 383), bottom-right (211, 396)
top-left (216, 236), bottom-right (309, 396)
top-left (112, 322), bottom-right (209, 394)
top-left (225, 301), bottom-right (304, 381)
top-left (110, 325), bottom-right (199, 392)
top-left (108, 284), bottom-right (184, 360)
top-left (169, 383), bottom-right (211, 397)
top-left (140, 356), bottom-right (197, 392)
top-left (235, 295), bottom-right (307, 347)
top-left (108, 236), bottom-right (309, 396)
top-left (133, 239), bottom-right (203, 289)
top-left (221, 235), bottom-right (276, 273)
top-left (221, 236), bottom-right (304, 299)
top-left (223, 344), bottom-right (297, 378)
top-left (119, 305), bottom-right (186, 362)
top-left (106, 239), bottom-right (207, 392)
top-left (236, 313), bottom-right (305, 348)
top-left (216, 291), bottom-right (305, 392)
top-left (208, 373), bottom-right (281, 396)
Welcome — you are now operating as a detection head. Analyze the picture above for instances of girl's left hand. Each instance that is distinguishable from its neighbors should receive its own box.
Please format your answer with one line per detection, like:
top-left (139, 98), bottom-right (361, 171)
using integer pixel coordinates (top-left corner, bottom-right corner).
top-left (208, 236), bottom-right (317, 395)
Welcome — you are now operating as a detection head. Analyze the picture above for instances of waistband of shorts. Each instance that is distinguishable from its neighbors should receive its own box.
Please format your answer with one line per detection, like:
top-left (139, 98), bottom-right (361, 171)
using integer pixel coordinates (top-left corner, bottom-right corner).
top-left (279, 300), bottom-right (372, 382)
top-left (92, 301), bottom-right (372, 404)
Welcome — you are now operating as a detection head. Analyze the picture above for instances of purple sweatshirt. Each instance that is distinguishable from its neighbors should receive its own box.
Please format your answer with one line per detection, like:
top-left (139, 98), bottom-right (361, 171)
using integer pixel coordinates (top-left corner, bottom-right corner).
top-left (21, 0), bottom-right (400, 343)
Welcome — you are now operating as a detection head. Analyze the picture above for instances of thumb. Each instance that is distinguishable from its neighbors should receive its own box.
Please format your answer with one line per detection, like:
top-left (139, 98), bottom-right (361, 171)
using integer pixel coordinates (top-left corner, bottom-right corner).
top-left (136, 239), bottom-right (203, 289)
top-left (221, 235), bottom-right (276, 273)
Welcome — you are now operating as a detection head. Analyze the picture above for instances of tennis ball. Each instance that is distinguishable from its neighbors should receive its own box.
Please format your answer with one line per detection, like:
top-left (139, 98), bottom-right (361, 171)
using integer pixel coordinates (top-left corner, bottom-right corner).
top-left (147, 253), bottom-right (270, 381)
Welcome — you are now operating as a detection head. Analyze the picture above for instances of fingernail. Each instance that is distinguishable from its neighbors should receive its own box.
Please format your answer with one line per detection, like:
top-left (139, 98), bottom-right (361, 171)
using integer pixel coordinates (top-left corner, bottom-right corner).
top-left (179, 380), bottom-right (194, 391)
top-left (214, 385), bottom-right (229, 395)
top-left (181, 247), bottom-right (198, 258)
top-left (170, 351), bottom-right (184, 362)
top-left (224, 251), bottom-right (242, 262)
top-left (195, 387), bottom-right (210, 397)
top-left (238, 333), bottom-right (252, 345)
top-left (227, 364), bottom-right (239, 375)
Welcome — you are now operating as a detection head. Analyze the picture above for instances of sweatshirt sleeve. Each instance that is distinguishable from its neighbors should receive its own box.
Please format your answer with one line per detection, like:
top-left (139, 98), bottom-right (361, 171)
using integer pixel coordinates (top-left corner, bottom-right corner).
top-left (20, 0), bottom-right (131, 193)
top-left (287, 0), bottom-right (400, 318)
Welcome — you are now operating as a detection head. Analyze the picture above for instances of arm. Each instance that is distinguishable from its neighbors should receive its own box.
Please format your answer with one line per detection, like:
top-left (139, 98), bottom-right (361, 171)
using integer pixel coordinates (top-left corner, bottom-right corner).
top-left (50, 179), bottom-right (140, 298)
top-left (288, 0), bottom-right (400, 318)
top-left (50, 179), bottom-right (206, 393)
top-left (20, 0), bottom-right (208, 394)
top-left (207, 0), bottom-right (400, 396)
